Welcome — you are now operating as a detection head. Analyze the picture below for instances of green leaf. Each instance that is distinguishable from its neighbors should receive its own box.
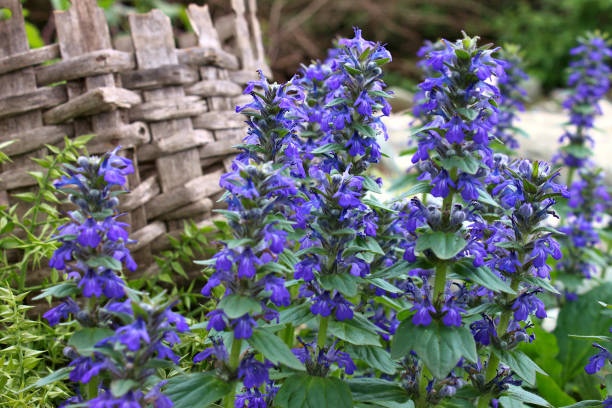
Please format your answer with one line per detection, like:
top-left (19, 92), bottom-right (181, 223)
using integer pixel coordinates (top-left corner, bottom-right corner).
top-left (496, 349), bottom-right (546, 386)
top-left (554, 283), bottom-right (612, 383)
top-left (366, 278), bottom-right (403, 294)
top-left (311, 143), bottom-right (344, 154)
top-left (561, 144), bottom-right (592, 159)
top-left (12, 192), bottom-right (37, 202)
top-left (415, 231), bottom-right (466, 260)
top-left (68, 328), bottom-right (114, 355)
top-left (248, 328), bottom-right (305, 371)
top-left (274, 374), bottom-right (353, 408)
top-left (363, 176), bottom-right (382, 194)
top-left (320, 273), bottom-right (359, 297)
top-left (439, 155), bottom-right (480, 175)
top-left (498, 396), bottom-right (528, 408)
top-left (560, 402), bottom-right (604, 408)
top-left (354, 123), bottom-right (377, 139)
top-left (226, 238), bottom-right (252, 249)
top-left (111, 379), bottom-right (139, 397)
top-left (451, 263), bottom-right (516, 294)
top-left (455, 48), bottom-right (471, 60)
top-left (524, 276), bottom-right (560, 295)
top-left (328, 318), bottom-right (381, 346)
top-left (278, 304), bottom-right (315, 326)
top-left (325, 97), bottom-right (352, 108)
top-left (33, 281), bottom-right (79, 300)
top-left (477, 188), bottom-right (501, 208)
top-left (348, 378), bottom-right (409, 403)
top-left (165, 373), bottom-right (231, 408)
top-left (345, 345), bottom-right (398, 374)
top-left (503, 385), bottom-right (552, 407)
top-left (21, 366), bottom-right (73, 391)
top-left (86, 255), bottom-right (122, 271)
top-left (218, 294), bottom-right (262, 319)
top-left (456, 106), bottom-right (479, 120)
top-left (391, 320), bottom-right (477, 378)
top-left (534, 373), bottom-right (576, 407)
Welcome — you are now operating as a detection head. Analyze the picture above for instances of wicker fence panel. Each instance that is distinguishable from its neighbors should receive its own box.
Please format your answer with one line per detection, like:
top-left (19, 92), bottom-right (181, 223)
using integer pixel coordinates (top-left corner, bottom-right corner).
top-left (0, 0), bottom-right (269, 282)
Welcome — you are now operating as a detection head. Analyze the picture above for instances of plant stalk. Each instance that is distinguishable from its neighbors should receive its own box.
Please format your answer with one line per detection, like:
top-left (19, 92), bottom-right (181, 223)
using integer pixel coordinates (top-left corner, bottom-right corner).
top-left (317, 315), bottom-right (329, 350)
top-left (223, 338), bottom-right (243, 408)
top-left (433, 262), bottom-right (448, 304)
top-left (478, 278), bottom-right (520, 407)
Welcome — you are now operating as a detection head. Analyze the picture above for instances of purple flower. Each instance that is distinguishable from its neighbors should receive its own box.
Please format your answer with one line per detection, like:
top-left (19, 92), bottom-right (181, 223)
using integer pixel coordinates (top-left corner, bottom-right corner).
top-left (311, 292), bottom-right (333, 317)
top-left (238, 354), bottom-right (271, 389)
top-left (78, 218), bottom-right (102, 248)
top-left (263, 226), bottom-right (287, 254)
top-left (233, 315), bottom-right (258, 339)
top-left (98, 146), bottom-right (135, 186)
top-left (470, 317), bottom-right (497, 346)
top-left (206, 309), bottom-right (227, 331)
top-left (100, 269), bottom-right (125, 298)
top-left (411, 299), bottom-right (436, 326)
top-left (332, 293), bottom-right (354, 321)
top-left (194, 338), bottom-right (228, 364)
top-left (78, 268), bottom-right (104, 298)
top-left (262, 275), bottom-right (290, 307)
top-left (585, 343), bottom-right (612, 375)
top-left (512, 290), bottom-right (547, 322)
top-left (117, 318), bottom-right (151, 351)
top-left (294, 257), bottom-right (320, 281)
top-left (68, 356), bottom-right (104, 384)
top-left (237, 248), bottom-right (260, 279)
top-left (44, 298), bottom-right (79, 326)
top-left (441, 301), bottom-right (465, 327)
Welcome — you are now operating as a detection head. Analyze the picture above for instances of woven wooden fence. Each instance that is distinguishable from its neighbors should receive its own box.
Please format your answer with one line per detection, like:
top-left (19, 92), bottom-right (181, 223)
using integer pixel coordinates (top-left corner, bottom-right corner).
top-left (0, 0), bottom-right (269, 281)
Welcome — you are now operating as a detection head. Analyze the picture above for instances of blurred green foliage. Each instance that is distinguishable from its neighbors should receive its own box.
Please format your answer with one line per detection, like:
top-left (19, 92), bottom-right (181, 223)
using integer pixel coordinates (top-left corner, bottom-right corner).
top-left (493, 0), bottom-right (612, 92)
top-left (19, 0), bottom-right (612, 92)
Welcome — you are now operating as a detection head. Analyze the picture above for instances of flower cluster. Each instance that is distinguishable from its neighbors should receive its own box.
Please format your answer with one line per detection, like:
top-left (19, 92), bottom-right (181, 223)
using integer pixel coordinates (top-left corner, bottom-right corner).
top-left (39, 147), bottom-right (189, 407)
top-left (195, 69), bottom-right (304, 405)
top-left (557, 168), bottom-right (610, 286)
top-left (63, 295), bottom-right (188, 407)
top-left (554, 33), bottom-right (612, 296)
top-left (201, 161), bottom-right (296, 340)
top-left (310, 27), bottom-right (392, 174)
top-left (236, 71), bottom-right (305, 176)
top-left (44, 147), bottom-right (136, 326)
top-left (493, 45), bottom-right (528, 150)
top-left (557, 33), bottom-right (612, 168)
top-left (411, 34), bottom-right (504, 202)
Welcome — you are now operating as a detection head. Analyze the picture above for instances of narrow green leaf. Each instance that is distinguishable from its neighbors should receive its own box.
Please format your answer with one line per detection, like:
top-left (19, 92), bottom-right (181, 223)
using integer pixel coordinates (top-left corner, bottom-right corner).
top-left (248, 328), bottom-right (305, 371)
top-left (218, 294), bottom-right (262, 319)
top-left (165, 373), bottom-right (230, 408)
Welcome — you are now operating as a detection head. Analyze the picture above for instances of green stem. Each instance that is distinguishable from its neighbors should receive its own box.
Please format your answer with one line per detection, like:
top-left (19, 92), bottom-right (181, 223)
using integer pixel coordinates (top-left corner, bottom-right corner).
top-left (317, 315), bottom-right (329, 350)
top-left (433, 262), bottom-right (448, 304)
top-left (87, 377), bottom-right (98, 399)
top-left (566, 166), bottom-right (575, 188)
top-left (477, 393), bottom-right (492, 408)
top-left (416, 366), bottom-right (429, 408)
top-left (479, 278), bottom-right (520, 407)
top-left (223, 338), bottom-right (243, 408)
top-left (229, 338), bottom-right (242, 370)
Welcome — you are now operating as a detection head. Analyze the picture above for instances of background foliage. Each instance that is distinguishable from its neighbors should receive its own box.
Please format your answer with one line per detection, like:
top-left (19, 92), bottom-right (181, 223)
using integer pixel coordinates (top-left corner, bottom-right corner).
top-left (19, 0), bottom-right (612, 92)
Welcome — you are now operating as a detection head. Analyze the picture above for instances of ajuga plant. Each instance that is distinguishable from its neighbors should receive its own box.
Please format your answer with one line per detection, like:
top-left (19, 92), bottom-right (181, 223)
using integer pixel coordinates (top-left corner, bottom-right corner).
top-left (190, 73), bottom-right (305, 408)
top-left (554, 33), bottom-right (612, 296)
top-left (492, 44), bottom-right (529, 152)
top-left (34, 147), bottom-right (188, 407)
top-left (556, 32), bottom-right (612, 174)
top-left (0, 135), bottom-right (93, 289)
top-left (387, 33), bottom-right (566, 408)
